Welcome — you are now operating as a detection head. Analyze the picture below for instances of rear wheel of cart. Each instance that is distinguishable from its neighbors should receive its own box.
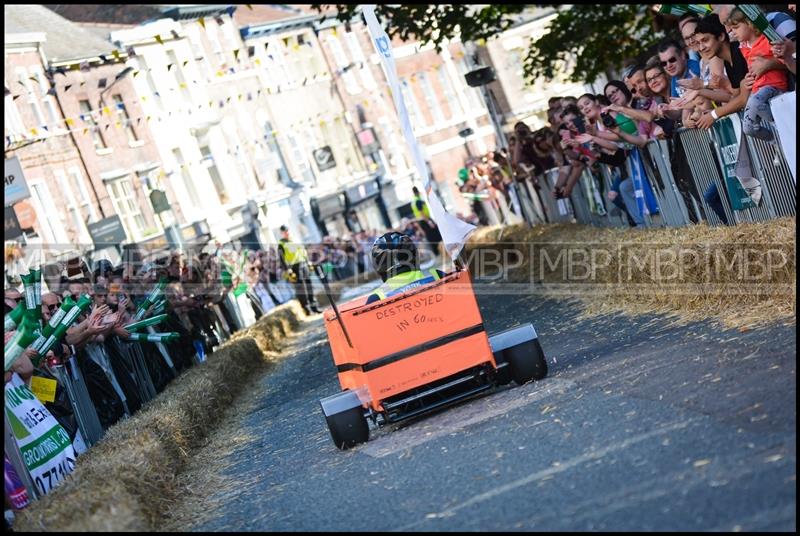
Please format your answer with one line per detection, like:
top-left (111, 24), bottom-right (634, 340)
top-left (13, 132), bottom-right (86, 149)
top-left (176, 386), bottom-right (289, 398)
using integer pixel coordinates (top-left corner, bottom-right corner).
top-left (506, 339), bottom-right (548, 385)
top-left (326, 406), bottom-right (369, 450)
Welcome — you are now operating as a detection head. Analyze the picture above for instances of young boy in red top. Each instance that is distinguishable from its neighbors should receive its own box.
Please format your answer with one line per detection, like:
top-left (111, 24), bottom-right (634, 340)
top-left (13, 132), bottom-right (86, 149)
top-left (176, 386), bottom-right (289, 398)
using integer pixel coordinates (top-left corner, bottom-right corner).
top-left (727, 8), bottom-right (789, 141)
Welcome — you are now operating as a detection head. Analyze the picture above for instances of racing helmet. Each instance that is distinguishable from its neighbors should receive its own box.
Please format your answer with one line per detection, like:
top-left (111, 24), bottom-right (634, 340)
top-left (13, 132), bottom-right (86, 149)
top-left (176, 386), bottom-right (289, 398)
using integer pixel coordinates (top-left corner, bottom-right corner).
top-left (371, 232), bottom-right (418, 282)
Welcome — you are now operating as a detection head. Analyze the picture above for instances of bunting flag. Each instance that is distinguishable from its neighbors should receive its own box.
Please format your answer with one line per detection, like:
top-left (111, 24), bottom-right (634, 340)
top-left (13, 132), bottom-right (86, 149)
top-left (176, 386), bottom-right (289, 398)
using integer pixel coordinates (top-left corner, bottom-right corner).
top-left (363, 4), bottom-right (475, 259)
top-left (98, 78), bottom-right (107, 89)
top-left (155, 34), bottom-right (164, 45)
top-left (198, 17), bottom-right (205, 29)
top-left (64, 84), bottom-right (72, 92)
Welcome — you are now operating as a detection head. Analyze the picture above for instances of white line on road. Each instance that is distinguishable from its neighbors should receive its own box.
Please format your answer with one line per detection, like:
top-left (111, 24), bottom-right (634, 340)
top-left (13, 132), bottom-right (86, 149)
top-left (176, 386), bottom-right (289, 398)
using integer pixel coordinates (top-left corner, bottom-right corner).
top-left (360, 378), bottom-right (575, 459)
top-left (397, 417), bottom-right (699, 530)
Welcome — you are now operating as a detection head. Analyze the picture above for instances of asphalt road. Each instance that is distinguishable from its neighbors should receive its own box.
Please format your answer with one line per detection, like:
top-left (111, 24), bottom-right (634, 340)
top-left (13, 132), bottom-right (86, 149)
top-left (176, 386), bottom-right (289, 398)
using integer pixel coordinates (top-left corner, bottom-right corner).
top-left (170, 287), bottom-right (796, 532)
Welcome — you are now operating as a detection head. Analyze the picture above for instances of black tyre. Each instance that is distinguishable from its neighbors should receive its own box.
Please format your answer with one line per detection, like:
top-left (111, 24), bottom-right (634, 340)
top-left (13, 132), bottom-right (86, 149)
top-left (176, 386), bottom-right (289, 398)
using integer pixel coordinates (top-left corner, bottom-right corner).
top-left (326, 406), bottom-right (369, 450)
top-left (505, 339), bottom-right (548, 385)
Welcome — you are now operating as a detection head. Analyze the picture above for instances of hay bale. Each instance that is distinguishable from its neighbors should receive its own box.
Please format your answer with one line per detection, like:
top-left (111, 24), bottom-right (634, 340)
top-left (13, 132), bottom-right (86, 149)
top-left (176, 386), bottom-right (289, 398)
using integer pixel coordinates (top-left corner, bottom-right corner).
top-left (464, 218), bottom-right (795, 328)
top-left (13, 303), bottom-right (304, 532)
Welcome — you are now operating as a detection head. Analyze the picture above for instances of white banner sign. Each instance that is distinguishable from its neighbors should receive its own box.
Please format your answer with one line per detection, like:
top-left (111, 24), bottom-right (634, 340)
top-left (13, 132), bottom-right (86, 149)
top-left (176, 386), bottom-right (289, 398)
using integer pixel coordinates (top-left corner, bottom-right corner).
top-left (5, 373), bottom-right (76, 497)
top-left (362, 5), bottom-right (476, 260)
top-left (770, 91), bottom-right (796, 184)
top-left (5, 156), bottom-right (31, 207)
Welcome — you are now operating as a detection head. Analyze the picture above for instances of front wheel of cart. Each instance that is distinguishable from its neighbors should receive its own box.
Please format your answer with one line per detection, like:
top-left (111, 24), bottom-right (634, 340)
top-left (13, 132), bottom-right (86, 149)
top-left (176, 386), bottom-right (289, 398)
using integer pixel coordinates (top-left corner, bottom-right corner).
top-left (506, 339), bottom-right (548, 385)
top-left (326, 406), bottom-right (369, 449)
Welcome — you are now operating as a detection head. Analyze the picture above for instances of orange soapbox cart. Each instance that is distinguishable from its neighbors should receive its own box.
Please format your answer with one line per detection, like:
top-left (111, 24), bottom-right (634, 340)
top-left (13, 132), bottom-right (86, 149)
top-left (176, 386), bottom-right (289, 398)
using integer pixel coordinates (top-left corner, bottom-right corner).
top-left (319, 269), bottom-right (547, 449)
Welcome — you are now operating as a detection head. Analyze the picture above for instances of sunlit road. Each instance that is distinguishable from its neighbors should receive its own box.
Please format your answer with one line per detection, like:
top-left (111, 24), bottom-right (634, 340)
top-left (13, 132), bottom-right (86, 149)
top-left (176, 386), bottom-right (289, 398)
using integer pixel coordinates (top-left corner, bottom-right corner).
top-left (177, 288), bottom-right (796, 532)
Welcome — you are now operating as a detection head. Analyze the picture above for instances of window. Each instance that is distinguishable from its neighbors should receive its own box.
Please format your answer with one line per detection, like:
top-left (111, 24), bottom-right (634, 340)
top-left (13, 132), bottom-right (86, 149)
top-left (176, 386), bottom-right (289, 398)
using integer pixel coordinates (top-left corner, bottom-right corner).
top-left (199, 145), bottom-right (229, 204)
top-left (206, 21), bottom-right (227, 69)
top-left (327, 34), bottom-right (360, 95)
top-left (4, 93), bottom-right (26, 139)
top-left (68, 167), bottom-right (98, 223)
top-left (79, 99), bottom-right (107, 150)
top-left (418, 71), bottom-right (445, 125)
top-left (345, 31), bottom-right (376, 91)
top-left (285, 36), bottom-right (303, 85)
top-left (111, 95), bottom-right (138, 143)
top-left (378, 115), bottom-right (409, 171)
top-left (286, 131), bottom-right (316, 185)
top-left (333, 116), bottom-right (362, 174)
top-left (30, 181), bottom-right (68, 243)
top-left (437, 64), bottom-right (462, 120)
top-left (17, 68), bottom-right (46, 131)
top-left (400, 78), bottom-right (426, 129)
top-left (54, 170), bottom-right (91, 243)
top-left (172, 148), bottom-right (201, 212)
top-left (29, 66), bottom-right (59, 128)
top-left (106, 176), bottom-right (146, 241)
top-left (135, 57), bottom-right (163, 110)
top-left (186, 27), bottom-right (214, 80)
top-left (259, 37), bottom-right (291, 89)
top-left (166, 49), bottom-right (192, 103)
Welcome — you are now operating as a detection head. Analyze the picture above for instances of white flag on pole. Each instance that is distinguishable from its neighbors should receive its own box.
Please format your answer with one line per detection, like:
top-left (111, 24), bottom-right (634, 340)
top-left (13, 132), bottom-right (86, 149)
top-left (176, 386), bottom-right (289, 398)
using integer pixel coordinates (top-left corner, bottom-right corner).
top-left (362, 4), bottom-right (476, 260)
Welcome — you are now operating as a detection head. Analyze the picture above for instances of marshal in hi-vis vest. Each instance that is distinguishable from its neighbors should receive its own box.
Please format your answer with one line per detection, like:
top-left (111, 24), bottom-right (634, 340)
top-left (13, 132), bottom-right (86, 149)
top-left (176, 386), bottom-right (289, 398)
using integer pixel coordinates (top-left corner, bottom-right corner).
top-left (371, 269), bottom-right (442, 301)
top-left (279, 239), bottom-right (308, 265)
top-left (411, 195), bottom-right (431, 219)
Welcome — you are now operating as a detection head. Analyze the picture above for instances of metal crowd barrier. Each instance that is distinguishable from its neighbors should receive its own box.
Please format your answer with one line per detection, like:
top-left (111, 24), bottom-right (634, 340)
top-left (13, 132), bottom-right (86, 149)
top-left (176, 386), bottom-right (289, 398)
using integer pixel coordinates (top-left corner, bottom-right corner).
top-left (540, 168), bottom-right (576, 223)
top-left (639, 141), bottom-right (695, 227)
top-left (679, 113), bottom-right (795, 226)
top-left (596, 164), bottom-right (634, 228)
top-left (110, 337), bottom-right (157, 405)
top-left (678, 126), bottom-right (731, 226)
top-left (85, 343), bottom-right (131, 418)
top-left (147, 324), bottom-right (177, 375)
top-left (741, 120), bottom-right (796, 219)
top-left (518, 179), bottom-right (549, 224)
top-left (49, 355), bottom-right (105, 447)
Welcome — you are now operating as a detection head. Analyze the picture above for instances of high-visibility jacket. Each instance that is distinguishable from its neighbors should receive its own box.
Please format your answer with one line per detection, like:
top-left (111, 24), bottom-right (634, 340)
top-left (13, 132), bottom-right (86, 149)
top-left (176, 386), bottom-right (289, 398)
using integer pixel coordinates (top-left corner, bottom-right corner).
top-left (279, 238), bottom-right (308, 266)
top-left (369, 269), bottom-right (442, 302)
top-left (411, 195), bottom-right (431, 219)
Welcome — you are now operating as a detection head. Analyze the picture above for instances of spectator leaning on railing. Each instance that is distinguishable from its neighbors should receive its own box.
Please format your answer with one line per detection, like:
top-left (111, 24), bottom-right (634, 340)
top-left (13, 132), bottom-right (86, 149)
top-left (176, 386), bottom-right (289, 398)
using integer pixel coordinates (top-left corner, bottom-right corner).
top-left (692, 13), bottom-right (761, 220)
top-left (726, 7), bottom-right (789, 142)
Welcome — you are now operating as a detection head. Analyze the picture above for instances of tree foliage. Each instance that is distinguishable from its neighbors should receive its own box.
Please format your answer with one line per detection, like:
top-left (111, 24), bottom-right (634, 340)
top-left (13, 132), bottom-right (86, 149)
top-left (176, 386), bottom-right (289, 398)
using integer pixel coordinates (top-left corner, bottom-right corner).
top-left (311, 4), bottom-right (527, 48)
top-left (524, 5), bottom-right (666, 83)
top-left (310, 4), bottom-right (667, 84)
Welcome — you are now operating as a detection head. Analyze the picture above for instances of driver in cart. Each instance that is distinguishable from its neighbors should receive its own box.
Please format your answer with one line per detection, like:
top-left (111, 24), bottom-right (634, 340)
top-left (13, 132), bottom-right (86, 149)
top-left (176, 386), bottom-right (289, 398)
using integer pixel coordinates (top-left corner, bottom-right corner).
top-left (365, 232), bottom-right (445, 304)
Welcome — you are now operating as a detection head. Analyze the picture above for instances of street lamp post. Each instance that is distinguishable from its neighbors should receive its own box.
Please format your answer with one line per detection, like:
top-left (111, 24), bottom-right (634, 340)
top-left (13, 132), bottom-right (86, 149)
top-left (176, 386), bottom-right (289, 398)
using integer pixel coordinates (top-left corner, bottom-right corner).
top-left (98, 66), bottom-right (135, 110)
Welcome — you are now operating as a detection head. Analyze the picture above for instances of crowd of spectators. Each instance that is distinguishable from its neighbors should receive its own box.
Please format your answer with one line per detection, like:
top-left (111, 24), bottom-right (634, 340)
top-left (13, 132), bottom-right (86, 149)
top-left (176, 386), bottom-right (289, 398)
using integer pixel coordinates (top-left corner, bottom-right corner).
top-left (469, 5), bottom-right (796, 229)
